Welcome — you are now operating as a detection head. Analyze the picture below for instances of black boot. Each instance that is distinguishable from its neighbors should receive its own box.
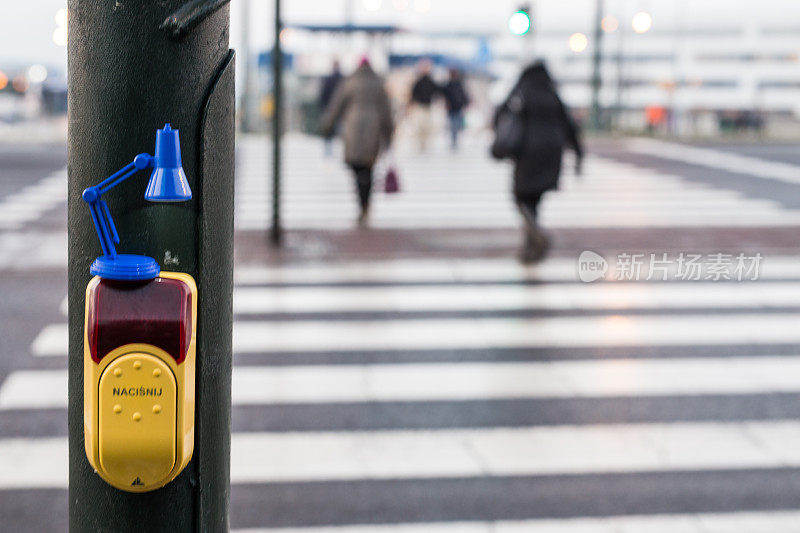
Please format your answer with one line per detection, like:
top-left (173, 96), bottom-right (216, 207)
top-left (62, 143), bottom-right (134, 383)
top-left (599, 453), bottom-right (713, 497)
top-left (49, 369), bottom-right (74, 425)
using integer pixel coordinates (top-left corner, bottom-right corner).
top-left (520, 225), bottom-right (548, 264)
top-left (517, 200), bottom-right (548, 264)
top-left (357, 204), bottom-right (370, 227)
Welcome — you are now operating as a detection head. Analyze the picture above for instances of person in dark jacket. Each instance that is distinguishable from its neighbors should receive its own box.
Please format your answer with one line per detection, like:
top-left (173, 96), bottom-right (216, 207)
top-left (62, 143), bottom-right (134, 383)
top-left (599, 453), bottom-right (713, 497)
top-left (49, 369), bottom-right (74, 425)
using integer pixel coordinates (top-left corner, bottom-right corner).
top-left (321, 58), bottom-right (394, 226)
top-left (441, 68), bottom-right (470, 151)
top-left (318, 60), bottom-right (343, 156)
top-left (498, 61), bottom-right (583, 263)
top-left (409, 59), bottom-right (440, 152)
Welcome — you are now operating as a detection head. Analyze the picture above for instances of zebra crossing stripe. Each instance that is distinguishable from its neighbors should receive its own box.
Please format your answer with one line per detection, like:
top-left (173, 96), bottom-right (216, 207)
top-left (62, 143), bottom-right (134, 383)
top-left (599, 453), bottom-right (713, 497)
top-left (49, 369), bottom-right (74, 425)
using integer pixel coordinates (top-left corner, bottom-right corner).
top-left (627, 138), bottom-right (800, 186)
top-left (232, 511), bottom-right (800, 533)
top-left (4, 420), bottom-right (800, 487)
top-left (232, 313), bottom-right (800, 353)
top-left (232, 256), bottom-right (800, 285)
top-left (6, 355), bottom-right (800, 409)
top-left (0, 231), bottom-right (67, 270)
top-left (233, 282), bottom-right (800, 314)
top-left (30, 324), bottom-right (68, 357)
top-left (25, 309), bottom-right (800, 359)
top-left (229, 511), bottom-right (800, 533)
top-left (0, 170), bottom-right (66, 230)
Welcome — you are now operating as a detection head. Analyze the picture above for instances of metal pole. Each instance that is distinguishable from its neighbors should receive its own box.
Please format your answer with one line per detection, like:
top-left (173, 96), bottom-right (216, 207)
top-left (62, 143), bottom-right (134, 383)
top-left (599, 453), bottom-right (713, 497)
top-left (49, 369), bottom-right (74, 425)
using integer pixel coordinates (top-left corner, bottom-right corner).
top-left (615, 13), bottom-right (626, 129)
top-left (270, 0), bottom-right (283, 245)
top-left (589, 0), bottom-right (605, 130)
top-left (345, 0), bottom-right (353, 27)
top-left (67, 1), bottom-right (235, 530)
top-left (241, 0), bottom-right (254, 133)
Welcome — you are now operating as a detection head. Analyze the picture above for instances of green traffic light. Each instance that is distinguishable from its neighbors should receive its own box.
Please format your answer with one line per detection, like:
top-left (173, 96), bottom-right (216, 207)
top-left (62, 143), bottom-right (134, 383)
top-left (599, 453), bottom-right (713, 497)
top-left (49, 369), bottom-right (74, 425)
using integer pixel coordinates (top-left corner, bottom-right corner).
top-left (508, 10), bottom-right (531, 36)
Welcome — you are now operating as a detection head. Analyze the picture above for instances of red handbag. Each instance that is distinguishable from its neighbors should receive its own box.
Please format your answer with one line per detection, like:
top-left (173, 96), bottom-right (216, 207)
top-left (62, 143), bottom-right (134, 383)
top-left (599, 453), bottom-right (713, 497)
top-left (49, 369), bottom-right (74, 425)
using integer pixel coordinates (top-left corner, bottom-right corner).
top-left (384, 166), bottom-right (400, 194)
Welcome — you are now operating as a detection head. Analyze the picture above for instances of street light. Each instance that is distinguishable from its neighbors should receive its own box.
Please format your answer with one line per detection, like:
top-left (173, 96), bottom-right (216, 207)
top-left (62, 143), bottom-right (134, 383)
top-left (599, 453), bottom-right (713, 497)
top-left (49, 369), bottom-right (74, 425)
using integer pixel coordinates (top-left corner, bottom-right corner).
top-left (508, 7), bottom-right (532, 36)
top-left (631, 11), bottom-right (652, 33)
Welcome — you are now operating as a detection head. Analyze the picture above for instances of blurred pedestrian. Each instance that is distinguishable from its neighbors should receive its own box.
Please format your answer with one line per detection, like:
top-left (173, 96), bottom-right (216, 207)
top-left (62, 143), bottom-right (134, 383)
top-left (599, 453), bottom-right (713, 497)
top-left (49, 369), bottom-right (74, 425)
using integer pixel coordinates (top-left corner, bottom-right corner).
top-left (493, 62), bottom-right (583, 263)
top-left (318, 60), bottom-right (343, 157)
top-left (409, 59), bottom-right (440, 152)
top-left (441, 68), bottom-right (470, 151)
top-left (321, 57), bottom-right (394, 226)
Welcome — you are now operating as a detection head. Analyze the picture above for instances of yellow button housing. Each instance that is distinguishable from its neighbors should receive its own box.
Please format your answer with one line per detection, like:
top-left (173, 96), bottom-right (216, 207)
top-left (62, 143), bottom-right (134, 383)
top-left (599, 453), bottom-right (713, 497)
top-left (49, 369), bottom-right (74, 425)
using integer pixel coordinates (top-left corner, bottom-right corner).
top-left (84, 272), bottom-right (197, 493)
top-left (98, 353), bottom-right (177, 490)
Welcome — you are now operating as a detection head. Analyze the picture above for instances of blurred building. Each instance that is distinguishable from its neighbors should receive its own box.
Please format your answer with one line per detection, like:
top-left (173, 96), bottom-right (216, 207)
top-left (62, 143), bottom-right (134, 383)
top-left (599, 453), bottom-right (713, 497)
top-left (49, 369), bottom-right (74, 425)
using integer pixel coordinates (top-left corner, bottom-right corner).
top-left (238, 3), bottom-right (800, 138)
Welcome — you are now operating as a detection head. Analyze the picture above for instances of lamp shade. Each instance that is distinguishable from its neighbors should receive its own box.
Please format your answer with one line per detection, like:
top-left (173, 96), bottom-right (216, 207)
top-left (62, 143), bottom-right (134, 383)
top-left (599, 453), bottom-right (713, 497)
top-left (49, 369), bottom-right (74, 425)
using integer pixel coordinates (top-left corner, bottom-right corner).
top-left (145, 123), bottom-right (192, 202)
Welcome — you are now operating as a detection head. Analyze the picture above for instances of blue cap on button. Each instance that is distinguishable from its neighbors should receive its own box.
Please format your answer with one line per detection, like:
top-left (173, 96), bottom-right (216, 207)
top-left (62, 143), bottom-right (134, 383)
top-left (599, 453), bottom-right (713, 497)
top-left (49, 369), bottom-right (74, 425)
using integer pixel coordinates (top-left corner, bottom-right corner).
top-left (89, 254), bottom-right (161, 281)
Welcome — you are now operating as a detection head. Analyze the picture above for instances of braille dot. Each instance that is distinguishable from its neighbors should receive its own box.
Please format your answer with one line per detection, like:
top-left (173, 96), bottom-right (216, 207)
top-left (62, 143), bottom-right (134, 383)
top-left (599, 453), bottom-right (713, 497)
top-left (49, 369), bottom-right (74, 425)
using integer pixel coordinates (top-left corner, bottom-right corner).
top-left (113, 404), bottom-right (122, 414)
top-left (152, 405), bottom-right (162, 414)
top-left (133, 361), bottom-right (142, 370)
top-left (113, 368), bottom-right (122, 377)
top-left (132, 412), bottom-right (142, 422)
top-left (153, 368), bottom-right (161, 377)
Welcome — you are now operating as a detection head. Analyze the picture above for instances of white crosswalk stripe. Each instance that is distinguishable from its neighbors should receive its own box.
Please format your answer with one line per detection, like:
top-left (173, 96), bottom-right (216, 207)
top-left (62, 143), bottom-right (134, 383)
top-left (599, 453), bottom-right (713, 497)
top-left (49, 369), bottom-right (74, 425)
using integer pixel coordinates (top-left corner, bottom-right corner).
top-left (23, 310), bottom-right (800, 358)
top-left (235, 134), bottom-right (800, 230)
top-left (0, 169), bottom-right (66, 270)
top-left (11, 355), bottom-right (800, 409)
top-left (7, 419), bottom-right (800, 487)
top-left (233, 282), bottom-right (800, 314)
top-left (0, 169), bottom-right (66, 231)
top-left (0, 231), bottom-right (67, 271)
top-left (231, 512), bottom-right (800, 533)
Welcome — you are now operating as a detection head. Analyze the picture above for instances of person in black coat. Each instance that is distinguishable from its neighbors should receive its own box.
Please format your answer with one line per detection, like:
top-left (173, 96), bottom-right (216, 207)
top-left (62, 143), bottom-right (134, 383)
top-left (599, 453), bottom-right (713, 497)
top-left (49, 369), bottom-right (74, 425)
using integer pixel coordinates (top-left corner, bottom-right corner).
top-left (319, 60), bottom-right (343, 156)
top-left (498, 62), bottom-right (583, 263)
top-left (409, 59), bottom-right (440, 152)
top-left (442, 69), bottom-right (470, 151)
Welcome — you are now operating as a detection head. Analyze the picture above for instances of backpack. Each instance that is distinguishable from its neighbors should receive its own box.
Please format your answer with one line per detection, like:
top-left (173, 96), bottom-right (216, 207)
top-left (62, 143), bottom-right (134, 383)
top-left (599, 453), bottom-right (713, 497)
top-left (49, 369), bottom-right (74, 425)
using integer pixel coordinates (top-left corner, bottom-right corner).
top-left (490, 92), bottom-right (525, 160)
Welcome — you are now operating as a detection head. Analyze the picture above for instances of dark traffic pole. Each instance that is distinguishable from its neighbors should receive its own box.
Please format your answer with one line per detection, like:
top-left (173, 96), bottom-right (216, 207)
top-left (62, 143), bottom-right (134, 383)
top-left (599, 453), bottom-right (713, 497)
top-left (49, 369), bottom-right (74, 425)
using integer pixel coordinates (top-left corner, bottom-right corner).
top-left (270, 0), bottom-right (283, 245)
top-left (67, 0), bottom-right (234, 530)
top-left (590, 0), bottom-right (605, 130)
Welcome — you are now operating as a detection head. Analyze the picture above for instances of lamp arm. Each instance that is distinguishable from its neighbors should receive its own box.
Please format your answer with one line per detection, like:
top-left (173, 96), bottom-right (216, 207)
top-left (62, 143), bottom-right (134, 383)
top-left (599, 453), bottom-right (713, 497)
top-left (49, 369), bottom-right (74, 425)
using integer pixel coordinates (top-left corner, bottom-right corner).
top-left (82, 153), bottom-right (154, 259)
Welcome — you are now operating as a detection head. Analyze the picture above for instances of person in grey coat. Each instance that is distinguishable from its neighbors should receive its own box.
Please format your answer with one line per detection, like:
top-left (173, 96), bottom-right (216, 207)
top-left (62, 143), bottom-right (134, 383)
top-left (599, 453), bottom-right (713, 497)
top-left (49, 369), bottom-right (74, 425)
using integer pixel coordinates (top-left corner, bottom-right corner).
top-left (321, 58), bottom-right (394, 226)
top-left (497, 62), bottom-right (583, 263)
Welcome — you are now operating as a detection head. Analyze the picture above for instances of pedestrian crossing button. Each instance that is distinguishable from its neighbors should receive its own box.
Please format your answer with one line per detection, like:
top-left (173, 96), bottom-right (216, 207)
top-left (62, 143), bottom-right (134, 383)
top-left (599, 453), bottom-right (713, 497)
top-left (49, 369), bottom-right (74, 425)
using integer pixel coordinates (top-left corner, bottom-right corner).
top-left (97, 353), bottom-right (177, 491)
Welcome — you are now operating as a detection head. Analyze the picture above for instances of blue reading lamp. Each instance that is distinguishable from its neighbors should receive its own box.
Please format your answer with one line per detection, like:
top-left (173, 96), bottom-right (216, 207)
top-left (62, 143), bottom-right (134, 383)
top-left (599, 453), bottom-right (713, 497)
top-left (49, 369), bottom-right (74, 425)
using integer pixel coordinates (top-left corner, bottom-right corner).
top-left (82, 124), bottom-right (191, 281)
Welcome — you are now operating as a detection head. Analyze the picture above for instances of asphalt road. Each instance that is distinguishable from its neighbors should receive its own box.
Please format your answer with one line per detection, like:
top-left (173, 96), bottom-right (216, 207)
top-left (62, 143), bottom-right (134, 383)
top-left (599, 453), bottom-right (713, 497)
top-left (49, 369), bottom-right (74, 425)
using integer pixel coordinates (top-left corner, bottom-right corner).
top-left (2, 135), bottom-right (800, 531)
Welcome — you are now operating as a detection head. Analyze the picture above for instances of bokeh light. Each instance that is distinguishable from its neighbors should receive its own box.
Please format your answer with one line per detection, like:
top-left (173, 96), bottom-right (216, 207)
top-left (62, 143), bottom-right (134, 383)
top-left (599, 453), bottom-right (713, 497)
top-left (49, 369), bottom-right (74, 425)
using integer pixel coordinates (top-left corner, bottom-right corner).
top-left (363, 0), bottom-right (382, 12)
top-left (631, 11), bottom-right (653, 33)
top-left (27, 64), bottom-right (48, 84)
top-left (414, 0), bottom-right (431, 14)
top-left (392, 0), bottom-right (409, 9)
top-left (55, 8), bottom-right (68, 27)
top-left (601, 15), bottom-right (619, 33)
top-left (569, 32), bottom-right (589, 53)
top-left (53, 26), bottom-right (68, 47)
top-left (12, 75), bottom-right (29, 93)
top-left (0, 72), bottom-right (8, 91)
